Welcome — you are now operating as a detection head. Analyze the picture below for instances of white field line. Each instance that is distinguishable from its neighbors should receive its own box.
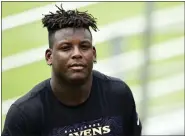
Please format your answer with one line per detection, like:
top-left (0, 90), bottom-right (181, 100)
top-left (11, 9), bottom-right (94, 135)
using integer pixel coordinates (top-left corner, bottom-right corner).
top-left (93, 37), bottom-right (184, 76)
top-left (149, 102), bottom-right (184, 117)
top-left (148, 61), bottom-right (184, 78)
top-left (133, 72), bottom-right (184, 103)
top-left (143, 108), bottom-right (184, 135)
top-left (92, 5), bottom-right (184, 44)
top-left (121, 60), bottom-right (184, 84)
top-left (2, 36), bottom-right (184, 74)
top-left (2, 2), bottom-right (98, 31)
top-left (2, 5), bottom-right (184, 72)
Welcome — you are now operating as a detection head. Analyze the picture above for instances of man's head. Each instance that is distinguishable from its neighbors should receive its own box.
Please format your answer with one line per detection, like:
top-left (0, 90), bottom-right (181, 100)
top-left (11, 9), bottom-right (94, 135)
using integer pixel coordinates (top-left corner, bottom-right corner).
top-left (42, 4), bottom-right (98, 85)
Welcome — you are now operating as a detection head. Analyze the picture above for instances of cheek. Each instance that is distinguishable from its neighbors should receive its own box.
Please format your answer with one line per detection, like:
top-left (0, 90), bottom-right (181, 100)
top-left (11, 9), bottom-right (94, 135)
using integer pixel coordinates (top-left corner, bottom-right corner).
top-left (53, 51), bottom-right (68, 60)
top-left (84, 51), bottom-right (94, 63)
top-left (52, 52), bottom-right (68, 66)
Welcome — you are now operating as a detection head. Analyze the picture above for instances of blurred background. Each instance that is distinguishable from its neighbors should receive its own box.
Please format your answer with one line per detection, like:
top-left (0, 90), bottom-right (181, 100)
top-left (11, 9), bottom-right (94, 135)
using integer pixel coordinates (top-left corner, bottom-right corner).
top-left (1, 1), bottom-right (184, 135)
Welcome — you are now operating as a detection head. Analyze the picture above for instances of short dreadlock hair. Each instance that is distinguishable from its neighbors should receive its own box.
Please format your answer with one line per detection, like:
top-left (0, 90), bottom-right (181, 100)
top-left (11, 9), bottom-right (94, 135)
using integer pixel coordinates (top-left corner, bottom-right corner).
top-left (42, 4), bottom-right (98, 48)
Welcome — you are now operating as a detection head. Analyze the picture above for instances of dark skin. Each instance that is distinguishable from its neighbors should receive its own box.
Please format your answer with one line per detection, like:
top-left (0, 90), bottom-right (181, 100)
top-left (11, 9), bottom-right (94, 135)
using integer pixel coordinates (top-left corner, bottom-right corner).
top-left (45, 27), bottom-right (96, 106)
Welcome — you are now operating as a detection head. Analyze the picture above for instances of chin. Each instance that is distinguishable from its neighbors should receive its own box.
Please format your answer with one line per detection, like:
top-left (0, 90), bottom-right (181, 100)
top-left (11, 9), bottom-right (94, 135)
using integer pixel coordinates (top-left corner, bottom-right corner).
top-left (68, 73), bottom-right (88, 84)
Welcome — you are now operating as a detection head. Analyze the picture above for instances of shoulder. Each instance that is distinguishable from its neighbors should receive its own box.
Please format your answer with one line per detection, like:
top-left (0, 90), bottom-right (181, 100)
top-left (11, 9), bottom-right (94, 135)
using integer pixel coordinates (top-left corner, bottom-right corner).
top-left (93, 70), bottom-right (132, 95)
top-left (92, 70), bottom-right (136, 112)
top-left (3, 79), bottom-right (50, 131)
top-left (10, 78), bottom-right (50, 116)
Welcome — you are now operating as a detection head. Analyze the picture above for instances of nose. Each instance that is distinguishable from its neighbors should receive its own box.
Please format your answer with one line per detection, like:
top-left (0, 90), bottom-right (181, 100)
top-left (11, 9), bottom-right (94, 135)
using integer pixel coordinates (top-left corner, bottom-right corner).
top-left (71, 46), bottom-right (82, 59)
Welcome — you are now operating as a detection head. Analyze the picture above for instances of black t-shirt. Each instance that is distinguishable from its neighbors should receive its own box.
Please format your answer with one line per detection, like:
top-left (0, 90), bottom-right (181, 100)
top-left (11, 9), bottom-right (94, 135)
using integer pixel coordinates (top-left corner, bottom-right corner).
top-left (2, 70), bottom-right (142, 136)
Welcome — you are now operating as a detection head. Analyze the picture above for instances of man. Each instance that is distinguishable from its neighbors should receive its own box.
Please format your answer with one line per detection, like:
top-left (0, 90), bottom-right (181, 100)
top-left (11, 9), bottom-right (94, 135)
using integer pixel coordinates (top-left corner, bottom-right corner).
top-left (2, 4), bottom-right (142, 136)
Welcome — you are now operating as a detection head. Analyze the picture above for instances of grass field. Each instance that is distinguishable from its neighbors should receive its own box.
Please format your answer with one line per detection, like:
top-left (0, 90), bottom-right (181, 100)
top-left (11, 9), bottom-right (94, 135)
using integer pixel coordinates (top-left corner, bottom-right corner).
top-left (2, 1), bottom-right (184, 132)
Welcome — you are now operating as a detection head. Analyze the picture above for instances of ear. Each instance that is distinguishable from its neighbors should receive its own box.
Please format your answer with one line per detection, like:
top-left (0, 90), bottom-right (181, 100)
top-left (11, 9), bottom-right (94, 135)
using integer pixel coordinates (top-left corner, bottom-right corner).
top-left (45, 48), bottom-right (53, 66)
top-left (93, 46), bottom-right (97, 63)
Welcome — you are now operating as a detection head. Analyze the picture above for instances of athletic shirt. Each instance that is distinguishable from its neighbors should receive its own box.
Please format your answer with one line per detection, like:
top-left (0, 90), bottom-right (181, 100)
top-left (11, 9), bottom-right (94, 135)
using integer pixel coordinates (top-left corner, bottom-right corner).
top-left (2, 70), bottom-right (142, 136)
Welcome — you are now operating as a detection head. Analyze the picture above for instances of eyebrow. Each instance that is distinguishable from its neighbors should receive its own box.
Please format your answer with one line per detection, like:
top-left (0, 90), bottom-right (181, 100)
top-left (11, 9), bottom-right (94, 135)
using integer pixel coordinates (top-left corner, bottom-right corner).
top-left (57, 39), bottom-right (92, 46)
top-left (80, 40), bottom-right (92, 44)
top-left (57, 40), bottom-right (70, 44)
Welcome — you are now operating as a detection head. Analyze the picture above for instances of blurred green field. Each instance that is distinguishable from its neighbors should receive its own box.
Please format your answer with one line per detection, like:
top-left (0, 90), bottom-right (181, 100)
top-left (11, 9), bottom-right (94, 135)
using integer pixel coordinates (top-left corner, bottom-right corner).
top-left (2, 2), bottom-right (55, 17)
top-left (2, 34), bottom-right (184, 100)
top-left (2, 2), bottom-right (183, 57)
top-left (2, 1), bottom-right (184, 129)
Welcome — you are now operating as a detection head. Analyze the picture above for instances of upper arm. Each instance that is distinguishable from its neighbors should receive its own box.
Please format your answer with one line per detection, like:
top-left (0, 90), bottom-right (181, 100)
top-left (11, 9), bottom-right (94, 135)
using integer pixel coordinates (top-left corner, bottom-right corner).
top-left (2, 104), bottom-right (33, 136)
top-left (130, 110), bottom-right (142, 136)
top-left (123, 83), bottom-right (142, 136)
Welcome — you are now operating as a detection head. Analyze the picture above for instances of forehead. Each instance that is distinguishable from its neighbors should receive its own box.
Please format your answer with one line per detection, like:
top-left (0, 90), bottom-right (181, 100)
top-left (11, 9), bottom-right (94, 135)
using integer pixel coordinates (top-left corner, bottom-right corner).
top-left (54, 27), bottom-right (92, 42)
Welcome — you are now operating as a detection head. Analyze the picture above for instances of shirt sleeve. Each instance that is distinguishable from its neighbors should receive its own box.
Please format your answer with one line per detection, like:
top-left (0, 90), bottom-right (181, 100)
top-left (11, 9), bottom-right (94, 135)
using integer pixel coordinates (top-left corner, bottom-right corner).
top-left (1, 104), bottom-right (36, 136)
top-left (130, 109), bottom-right (142, 136)
top-left (124, 83), bottom-right (142, 136)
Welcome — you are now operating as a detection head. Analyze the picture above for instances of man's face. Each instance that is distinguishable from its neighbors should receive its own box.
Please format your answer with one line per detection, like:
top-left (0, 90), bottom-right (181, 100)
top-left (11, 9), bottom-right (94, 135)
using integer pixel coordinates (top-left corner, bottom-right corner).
top-left (46, 27), bottom-right (96, 84)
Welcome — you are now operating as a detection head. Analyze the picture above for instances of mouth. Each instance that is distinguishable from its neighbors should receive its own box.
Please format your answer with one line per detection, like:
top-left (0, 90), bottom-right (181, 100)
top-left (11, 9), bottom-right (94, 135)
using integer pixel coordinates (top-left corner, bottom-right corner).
top-left (69, 63), bottom-right (86, 71)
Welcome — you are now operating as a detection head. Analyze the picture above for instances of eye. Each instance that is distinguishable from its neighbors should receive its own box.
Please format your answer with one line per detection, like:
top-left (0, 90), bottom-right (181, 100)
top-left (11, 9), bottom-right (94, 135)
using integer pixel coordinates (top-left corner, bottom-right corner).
top-left (80, 42), bottom-right (91, 50)
top-left (81, 44), bottom-right (89, 49)
top-left (60, 43), bottom-right (72, 51)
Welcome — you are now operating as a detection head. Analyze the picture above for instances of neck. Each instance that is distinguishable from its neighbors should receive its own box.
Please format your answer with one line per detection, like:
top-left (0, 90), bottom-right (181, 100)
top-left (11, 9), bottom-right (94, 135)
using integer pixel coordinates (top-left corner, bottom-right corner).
top-left (50, 73), bottom-right (93, 106)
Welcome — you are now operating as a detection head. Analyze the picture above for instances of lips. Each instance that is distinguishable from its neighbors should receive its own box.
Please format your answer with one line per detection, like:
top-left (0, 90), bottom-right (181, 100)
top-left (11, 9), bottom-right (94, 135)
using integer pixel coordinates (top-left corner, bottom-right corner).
top-left (69, 63), bottom-right (86, 71)
top-left (70, 63), bottom-right (85, 67)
